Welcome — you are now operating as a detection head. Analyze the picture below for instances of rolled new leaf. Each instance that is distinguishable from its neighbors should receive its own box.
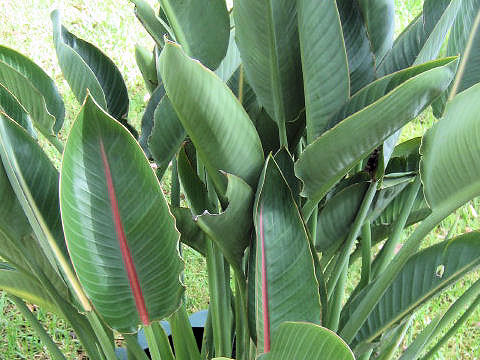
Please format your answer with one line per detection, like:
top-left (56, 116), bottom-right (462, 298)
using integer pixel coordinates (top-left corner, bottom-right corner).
top-left (159, 41), bottom-right (264, 195)
top-left (254, 156), bottom-right (321, 353)
top-left (60, 95), bottom-right (183, 333)
top-left (261, 322), bottom-right (354, 359)
top-left (296, 58), bottom-right (457, 213)
top-left (0, 45), bottom-right (64, 135)
top-left (51, 10), bottom-right (131, 128)
top-left (158, 0), bottom-right (230, 70)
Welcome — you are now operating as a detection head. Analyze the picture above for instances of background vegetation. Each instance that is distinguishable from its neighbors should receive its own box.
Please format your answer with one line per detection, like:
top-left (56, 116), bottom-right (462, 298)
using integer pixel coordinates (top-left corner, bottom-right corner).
top-left (0, 0), bottom-right (478, 358)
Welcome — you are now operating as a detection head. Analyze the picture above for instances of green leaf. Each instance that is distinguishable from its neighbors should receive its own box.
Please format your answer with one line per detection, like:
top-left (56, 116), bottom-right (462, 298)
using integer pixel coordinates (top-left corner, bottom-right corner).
top-left (359, 0), bottom-right (395, 64)
top-left (0, 114), bottom-right (68, 278)
top-left (329, 58), bottom-right (458, 130)
top-left (0, 266), bottom-right (59, 313)
top-left (171, 207), bottom-right (206, 256)
top-left (60, 95), bottom-right (183, 333)
top-left (316, 182), bottom-right (370, 251)
top-left (378, 0), bottom-right (461, 76)
top-left (421, 82), bottom-right (480, 218)
top-left (0, 45), bottom-right (64, 135)
top-left (135, 44), bottom-right (159, 94)
top-left (139, 85), bottom-right (165, 158)
top-left (234, 0), bottom-right (304, 132)
top-left (261, 322), bottom-right (354, 360)
top-left (215, 28), bottom-right (241, 83)
top-left (51, 10), bottom-right (130, 124)
top-left (336, 0), bottom-right (376, 94)
top-left (254, 156), bottom-right (321, 353)
top-left (159, 41), bottom-right (264, 195)
top-left (131, 0), bottom-right (169, 47)
top-left (0, 83), bottom-right (36, 138)
top-left (296, 58), bottom-right (457, 213)
top-left (434, 0), bottom-right (480, 117)
top-left (158, 0), bottom-right (230, 70)
top-left (197, 173), bottom-right (254, 272)
top-left (147, 95), bottom-right (185, 176)
top-left (298, 0), bottom-right (349, 142)
top-left (343, 232), bottom-right (480, 344)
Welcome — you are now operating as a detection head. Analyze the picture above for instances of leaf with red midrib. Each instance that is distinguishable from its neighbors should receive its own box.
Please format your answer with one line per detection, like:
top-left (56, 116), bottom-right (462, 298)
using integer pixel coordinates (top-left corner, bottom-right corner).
top-left (259, 205), bottom-right (271, 352)
top-left (99, 139), bottom-right (149, 326)
top-left (253, 156), bottom-right (321, 353)
top-left (61, 95), bottom-right (183, 333)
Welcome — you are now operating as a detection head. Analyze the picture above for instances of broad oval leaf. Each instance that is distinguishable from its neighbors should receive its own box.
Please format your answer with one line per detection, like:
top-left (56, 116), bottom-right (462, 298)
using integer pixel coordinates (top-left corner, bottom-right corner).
top-left (295, 58), bottom-right (457, 212)
top-left (0, 45), bottom-right (64, 135)
top-left (51, 10), bottom-right (130, 124)
top-left (159, 41), bottom-right (264, 195)
top-left (261, 322), bottom-right (354, 360)
top-left (60, 95), bottom-right (183, 333)
top-left (343, 232), bottom-right (480, 344)
top-left (234, 0), bottom-right (304, 127)
top-left (421, 82), bottom-right (480, 216)
top-left (298, 0), bottom-right (349, 142)
top-left (254, 156), bottom-right (321, 353)
top-left (158, 0), bottom-right (230, 70)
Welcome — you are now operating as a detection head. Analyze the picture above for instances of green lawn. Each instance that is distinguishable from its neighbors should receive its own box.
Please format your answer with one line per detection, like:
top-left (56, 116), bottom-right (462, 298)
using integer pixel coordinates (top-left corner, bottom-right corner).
top-left (0, 0), bottom-right (479, 359)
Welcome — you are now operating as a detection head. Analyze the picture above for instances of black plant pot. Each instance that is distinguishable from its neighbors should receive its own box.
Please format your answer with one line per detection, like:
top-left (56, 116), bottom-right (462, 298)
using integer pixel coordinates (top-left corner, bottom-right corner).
top-left (115, 310), bottom-right (208, 360)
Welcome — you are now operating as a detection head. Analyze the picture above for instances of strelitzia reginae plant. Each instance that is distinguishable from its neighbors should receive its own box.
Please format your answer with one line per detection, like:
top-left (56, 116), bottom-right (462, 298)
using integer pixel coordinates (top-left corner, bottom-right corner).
top-left (2, 0), bottom-right (480, 359)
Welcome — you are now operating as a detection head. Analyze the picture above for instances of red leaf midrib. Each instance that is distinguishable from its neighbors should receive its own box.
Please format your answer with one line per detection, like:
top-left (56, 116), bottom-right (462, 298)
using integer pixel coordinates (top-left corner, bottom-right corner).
top-left (99, 139), bottom-right (149, 326)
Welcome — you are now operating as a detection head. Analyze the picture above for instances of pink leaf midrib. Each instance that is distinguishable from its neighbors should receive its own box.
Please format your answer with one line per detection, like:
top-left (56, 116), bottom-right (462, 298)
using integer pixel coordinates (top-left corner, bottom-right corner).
top-left (260, 205), bottom-right (271, 353)
top-left (99, 139), bottom-right (149, 326)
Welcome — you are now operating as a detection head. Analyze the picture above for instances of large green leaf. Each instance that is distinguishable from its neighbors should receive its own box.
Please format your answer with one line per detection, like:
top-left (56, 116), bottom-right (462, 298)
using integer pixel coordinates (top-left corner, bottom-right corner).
top-left (328, 58), bottom-right (457, 130)
top-left (378, 0), bottom-right (461, 76)
top-left (158, 0), bottom-right (229, 70)
top-left (0, 83), bottom-right (36, 138)
top-left (261, 322), bottom-right (354, 360)
top-left (60, 95), bottom-right (183, 333)
top-left (421, 82), bottom-right (480, 217)
top-left (342, 232), bottom-right (480, 344)
top-left (359, 0), bottom-right (395, 64)
top-left (51, 10), bottom-right (130, 124)
top-left (295, 58), bottom-right (457, 214)
top-left (254, 156), bottom-right (321, 353)
top-left (297, 0), bottom-right (349, 142)
top-left (197, 173), bottom-right (254, 272)
top-left (0, 114), bottom-right (68, 276)
top-left (0, 45), bottom-right (64, 135)
top-left (159, 41), bottom-right (264, 195)
top-left (234, 0), bottom-right (304, 131)
top-left (171, 207), bottom-right (206, 256)
top-left (215, 28), bottom-right (241, 83)
top-left (336, 0), bottom-right (376, 94)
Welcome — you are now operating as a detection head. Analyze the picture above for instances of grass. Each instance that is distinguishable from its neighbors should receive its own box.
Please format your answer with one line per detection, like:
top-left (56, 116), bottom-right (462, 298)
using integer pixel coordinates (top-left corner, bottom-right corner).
top-left (0, 0), bottom-right (479, 359)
